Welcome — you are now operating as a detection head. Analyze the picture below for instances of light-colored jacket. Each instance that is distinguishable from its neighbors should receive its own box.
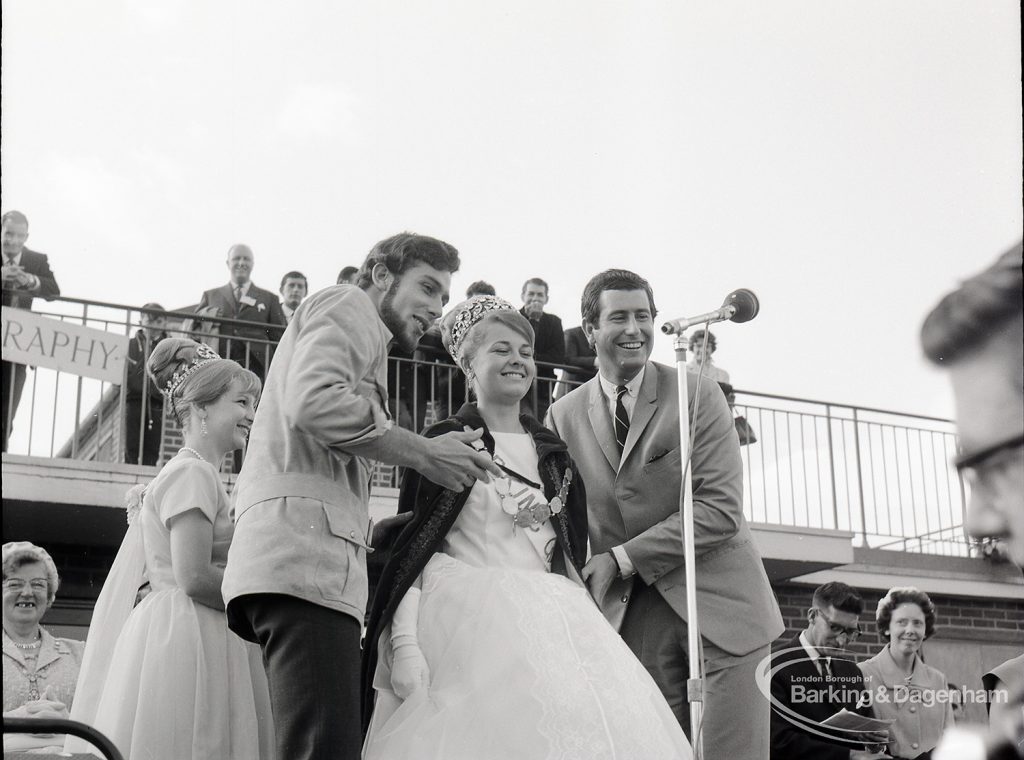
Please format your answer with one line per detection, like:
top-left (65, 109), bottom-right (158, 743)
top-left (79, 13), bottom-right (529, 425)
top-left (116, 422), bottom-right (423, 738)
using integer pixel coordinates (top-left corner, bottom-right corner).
top-left (859, 649), bottom-right (953, 758)
top-left (547, 361), bottom-right (783, 655)
top-left (222, 286), bottom-right (393, 625)
top-left (3, 628), bottom-right (84, 712)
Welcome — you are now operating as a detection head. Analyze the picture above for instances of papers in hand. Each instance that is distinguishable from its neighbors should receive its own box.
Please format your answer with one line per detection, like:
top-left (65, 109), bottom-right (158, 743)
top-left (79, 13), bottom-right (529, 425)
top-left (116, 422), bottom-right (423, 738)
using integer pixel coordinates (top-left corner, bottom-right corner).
top-left (821, 708), bottom-right (894, 733)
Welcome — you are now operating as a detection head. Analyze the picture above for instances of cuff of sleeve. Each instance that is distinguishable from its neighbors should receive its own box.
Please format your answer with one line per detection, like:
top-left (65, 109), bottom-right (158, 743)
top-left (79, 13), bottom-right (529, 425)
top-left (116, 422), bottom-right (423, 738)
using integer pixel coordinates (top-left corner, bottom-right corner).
top-left (611, 545), bottom-right (635, 579)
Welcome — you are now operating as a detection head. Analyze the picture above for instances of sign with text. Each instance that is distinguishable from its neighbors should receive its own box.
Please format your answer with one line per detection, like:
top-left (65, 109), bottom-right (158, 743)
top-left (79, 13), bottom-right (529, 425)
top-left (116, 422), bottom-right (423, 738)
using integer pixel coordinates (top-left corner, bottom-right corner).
top-left (1, 307), bottom-right (129, 384)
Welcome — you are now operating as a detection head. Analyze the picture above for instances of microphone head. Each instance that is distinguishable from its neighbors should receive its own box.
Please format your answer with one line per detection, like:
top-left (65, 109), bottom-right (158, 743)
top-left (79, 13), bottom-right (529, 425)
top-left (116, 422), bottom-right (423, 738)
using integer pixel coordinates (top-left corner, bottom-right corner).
top-left (723, 288), bottom-right (759, 323)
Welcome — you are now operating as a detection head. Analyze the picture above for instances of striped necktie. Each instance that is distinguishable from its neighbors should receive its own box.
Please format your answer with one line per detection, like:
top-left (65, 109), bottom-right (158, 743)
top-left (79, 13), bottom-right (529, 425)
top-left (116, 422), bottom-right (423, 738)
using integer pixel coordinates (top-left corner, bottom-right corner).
top-left (614, 384), bottom-right (630, 453)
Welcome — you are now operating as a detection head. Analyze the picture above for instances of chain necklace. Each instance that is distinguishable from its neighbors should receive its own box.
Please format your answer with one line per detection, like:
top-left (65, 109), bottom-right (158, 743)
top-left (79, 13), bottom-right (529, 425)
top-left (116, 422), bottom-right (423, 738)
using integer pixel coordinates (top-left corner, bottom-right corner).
top-left (179, 446), bottom-right (208, 463)
top-left (491, 453), bottom-right (572, 534)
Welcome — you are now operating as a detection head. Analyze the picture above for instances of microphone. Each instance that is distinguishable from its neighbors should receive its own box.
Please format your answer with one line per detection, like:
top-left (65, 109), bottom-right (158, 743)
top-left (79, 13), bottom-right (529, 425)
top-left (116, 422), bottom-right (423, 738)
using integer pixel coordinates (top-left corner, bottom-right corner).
top-left (660, 288), bottom-right (760, 335)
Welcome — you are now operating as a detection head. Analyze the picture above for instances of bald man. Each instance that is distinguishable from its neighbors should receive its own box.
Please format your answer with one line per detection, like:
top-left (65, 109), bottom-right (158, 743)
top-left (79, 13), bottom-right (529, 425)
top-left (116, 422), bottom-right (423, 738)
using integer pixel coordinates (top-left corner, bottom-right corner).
top-left (196, 243), bottom-right (287, 381)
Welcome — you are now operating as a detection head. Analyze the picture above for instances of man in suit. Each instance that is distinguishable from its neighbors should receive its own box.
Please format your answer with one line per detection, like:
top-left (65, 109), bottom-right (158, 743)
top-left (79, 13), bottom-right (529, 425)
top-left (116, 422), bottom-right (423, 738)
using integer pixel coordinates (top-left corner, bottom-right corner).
top-left (123, 303), bottom-right (168, 465)
top-left (546, 268), bottom-right (783, 760)
top-left (520, 277), bottom-right (565, 421)
top-left (279, 270), bottom-right (308, 323)
top-left (222, 232), bottom-right (500, 760)
top-left (557, 324), bottom-right (597, 398)
top-left (196, 243), bottom-right (287, 382)
top-left (770, 582), bottom-right (887, 760)
top-left (2, 210), bottom-right (61, 452)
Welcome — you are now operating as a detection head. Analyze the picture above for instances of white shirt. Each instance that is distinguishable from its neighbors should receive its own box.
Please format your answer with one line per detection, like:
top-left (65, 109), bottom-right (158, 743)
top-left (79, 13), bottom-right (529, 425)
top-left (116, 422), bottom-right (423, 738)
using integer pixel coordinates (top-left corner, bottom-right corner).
top-left (596, 366), bottom-right (646, 578)
top-left (799, 630), bottom-right (832, 676)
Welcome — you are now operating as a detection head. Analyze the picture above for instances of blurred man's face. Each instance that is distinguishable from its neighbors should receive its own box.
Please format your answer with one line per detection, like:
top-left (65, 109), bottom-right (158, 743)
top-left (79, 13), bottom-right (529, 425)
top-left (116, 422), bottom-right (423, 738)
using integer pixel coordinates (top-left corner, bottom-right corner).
top-left (1, 220), bottom-right (29, 259)
top-left (280, 277), bottom-right (307, 309)
top-left (951, 326), bottom-right (1024, 564)
top-left (142, 313), bottom-right (166, 341)
top-left (226, 246), bottom-right (254, 285)
top-left (521, 283), bottom-right (548, 314)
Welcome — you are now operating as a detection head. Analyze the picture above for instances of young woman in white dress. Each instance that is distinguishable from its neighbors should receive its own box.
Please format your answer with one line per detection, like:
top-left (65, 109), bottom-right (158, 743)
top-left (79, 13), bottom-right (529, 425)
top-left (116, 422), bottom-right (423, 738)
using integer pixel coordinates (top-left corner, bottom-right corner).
top-left (362, 296), bottom-right (691, 760)
top-left (67, 338), bottom-right (273, 759)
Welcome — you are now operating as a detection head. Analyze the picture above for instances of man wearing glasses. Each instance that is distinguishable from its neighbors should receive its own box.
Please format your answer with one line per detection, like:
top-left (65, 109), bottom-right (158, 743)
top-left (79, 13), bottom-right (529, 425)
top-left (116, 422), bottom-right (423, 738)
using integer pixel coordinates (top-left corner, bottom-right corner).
top-left (769, 582), bottom-right (888, 759)
top-left (922, 241), bottom-right (1023, 760)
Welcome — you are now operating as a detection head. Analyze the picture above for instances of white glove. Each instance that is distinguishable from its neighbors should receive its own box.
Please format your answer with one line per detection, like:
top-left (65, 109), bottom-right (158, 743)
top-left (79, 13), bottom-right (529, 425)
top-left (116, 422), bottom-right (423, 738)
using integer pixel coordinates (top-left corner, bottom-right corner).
top-left (390, 587), bottom-right (429, 699)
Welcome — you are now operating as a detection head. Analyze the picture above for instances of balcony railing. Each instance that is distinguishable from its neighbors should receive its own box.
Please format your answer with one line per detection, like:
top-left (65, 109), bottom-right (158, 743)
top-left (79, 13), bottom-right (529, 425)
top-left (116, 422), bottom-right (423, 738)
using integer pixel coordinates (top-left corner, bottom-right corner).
top-left (2, 295), bottom-right (975, 558)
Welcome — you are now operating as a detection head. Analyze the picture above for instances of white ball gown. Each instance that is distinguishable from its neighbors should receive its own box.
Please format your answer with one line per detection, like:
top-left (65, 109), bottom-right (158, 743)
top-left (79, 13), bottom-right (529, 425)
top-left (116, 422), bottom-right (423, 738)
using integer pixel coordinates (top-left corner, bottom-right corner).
top-left (364, 431), bottom-right (691, 760)
top-left (68, 456), bottom-right (273, 759)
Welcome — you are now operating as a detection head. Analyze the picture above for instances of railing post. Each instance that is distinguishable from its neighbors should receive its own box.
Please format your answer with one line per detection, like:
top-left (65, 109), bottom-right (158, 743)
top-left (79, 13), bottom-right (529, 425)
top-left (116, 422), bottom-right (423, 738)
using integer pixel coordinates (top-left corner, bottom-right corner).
top-left (824, 404), bottom-right (840, 529)
top-left (851, 407), bottom-right (869, 546)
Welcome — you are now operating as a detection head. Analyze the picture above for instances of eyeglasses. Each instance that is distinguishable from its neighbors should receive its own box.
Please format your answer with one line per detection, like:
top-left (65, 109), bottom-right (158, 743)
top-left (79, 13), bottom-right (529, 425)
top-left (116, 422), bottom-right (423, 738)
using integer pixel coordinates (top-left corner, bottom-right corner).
top-left (954, 432), bottom-right (1024, 486)
top-left (812, 607), bottom-right (861, 640)
top-left (3, 579), bottom-right (48, 592)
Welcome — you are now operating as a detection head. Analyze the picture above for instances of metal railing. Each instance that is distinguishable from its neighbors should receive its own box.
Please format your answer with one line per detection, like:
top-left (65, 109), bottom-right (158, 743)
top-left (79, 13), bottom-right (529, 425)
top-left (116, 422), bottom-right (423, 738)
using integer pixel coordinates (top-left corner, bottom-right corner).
top-left (2, 295), bottom-right (976, 558)
top-left (733, 390), bottom-right (970, 556)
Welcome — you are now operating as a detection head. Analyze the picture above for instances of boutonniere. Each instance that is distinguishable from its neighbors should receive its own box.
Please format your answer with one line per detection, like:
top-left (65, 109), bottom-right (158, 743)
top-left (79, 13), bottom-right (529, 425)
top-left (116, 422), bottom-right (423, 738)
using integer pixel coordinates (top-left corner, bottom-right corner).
top-left (257, 303), bottom-right (266, 312)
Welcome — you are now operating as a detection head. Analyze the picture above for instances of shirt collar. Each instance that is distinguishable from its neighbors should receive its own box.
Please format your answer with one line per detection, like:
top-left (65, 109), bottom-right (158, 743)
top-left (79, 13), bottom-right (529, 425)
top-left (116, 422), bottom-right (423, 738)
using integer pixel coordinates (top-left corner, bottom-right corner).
top-left (799, 630), bottom-right (826, 664)
top-left (5, 251), bottom-right (22, 266)
top-left (230, 280), bottom-right (252, 296)
top-left (598, 364), bottom-right (645, 399)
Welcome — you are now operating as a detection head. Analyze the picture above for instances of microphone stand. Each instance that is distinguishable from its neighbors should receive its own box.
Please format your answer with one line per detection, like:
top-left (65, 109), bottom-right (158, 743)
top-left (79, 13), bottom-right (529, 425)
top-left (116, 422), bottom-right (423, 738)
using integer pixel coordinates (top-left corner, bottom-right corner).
top-left (673, 332), bottom-right (703, 759)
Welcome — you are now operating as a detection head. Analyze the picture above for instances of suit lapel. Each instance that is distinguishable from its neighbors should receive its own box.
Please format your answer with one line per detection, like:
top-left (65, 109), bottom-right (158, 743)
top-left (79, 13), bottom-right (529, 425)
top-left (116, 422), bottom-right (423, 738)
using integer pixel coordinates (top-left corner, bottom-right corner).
top-left (586, 379), bottom-right (620, 471)
top-left (621, 362), bottom-right (658, 465)
top-left (219, 283), bottom-right (238, 316)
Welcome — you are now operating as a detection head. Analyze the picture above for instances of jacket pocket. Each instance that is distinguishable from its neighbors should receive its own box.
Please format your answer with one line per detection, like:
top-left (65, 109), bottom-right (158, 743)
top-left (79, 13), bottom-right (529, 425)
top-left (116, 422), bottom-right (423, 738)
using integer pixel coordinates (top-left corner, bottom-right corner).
top-left (314, 501), bottom-right (369, 607)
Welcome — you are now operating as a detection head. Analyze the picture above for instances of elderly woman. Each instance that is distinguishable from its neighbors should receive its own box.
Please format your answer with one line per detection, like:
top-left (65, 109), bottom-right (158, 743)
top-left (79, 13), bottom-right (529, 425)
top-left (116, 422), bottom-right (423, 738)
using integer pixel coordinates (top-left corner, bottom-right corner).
top-left (361, 296), bottom-right (691, 760)
top-left (859, 586), bottom-right (954, 760)
top-left (3, 541), bottom-right (84, 751)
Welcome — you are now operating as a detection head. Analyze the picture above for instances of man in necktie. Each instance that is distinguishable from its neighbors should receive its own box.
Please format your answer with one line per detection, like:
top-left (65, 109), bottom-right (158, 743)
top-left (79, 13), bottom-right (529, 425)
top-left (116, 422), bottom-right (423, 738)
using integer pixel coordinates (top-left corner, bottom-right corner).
top-left (769, 582), bottom-right (887, 760)
top-left (547, 268), bottom-right (782, 760)
top-left (195, 243), bottom-right (288, 383)
top-left (1, 210), bottom-right (61, 452)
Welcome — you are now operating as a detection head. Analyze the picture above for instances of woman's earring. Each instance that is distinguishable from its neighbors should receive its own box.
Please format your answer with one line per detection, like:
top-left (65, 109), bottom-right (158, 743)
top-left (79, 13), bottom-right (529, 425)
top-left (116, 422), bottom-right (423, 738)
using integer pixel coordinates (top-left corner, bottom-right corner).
top-left (201, 417), bottom-right (208, 437)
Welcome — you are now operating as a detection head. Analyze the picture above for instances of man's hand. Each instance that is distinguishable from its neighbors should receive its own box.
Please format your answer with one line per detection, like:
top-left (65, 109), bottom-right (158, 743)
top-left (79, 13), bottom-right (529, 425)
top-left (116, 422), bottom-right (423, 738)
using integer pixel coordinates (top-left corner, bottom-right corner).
top-left (581, 552), bottom-right (619, 605)
top-left (419, 427), bottom-right (501, 492)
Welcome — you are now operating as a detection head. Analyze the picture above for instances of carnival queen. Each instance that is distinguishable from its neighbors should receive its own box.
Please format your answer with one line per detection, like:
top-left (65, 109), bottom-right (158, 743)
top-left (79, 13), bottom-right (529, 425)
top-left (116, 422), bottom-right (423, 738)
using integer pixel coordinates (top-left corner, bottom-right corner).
top-left (361, 296), bottom-right (692, 760)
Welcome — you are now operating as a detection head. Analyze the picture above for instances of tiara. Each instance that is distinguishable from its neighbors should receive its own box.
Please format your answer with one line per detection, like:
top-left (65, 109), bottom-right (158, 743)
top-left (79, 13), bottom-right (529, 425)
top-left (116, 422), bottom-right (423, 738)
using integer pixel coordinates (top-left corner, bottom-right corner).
top-left (444, 295), bottom-right (517, 362)
top-left (162, 343), bottom-right (221, 397)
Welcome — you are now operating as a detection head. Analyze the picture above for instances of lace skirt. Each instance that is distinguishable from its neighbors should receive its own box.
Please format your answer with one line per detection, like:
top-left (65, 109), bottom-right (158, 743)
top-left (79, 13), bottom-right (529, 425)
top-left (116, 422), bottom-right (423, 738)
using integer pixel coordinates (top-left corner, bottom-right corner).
top-left (364, 553), bottom-right (691, 760)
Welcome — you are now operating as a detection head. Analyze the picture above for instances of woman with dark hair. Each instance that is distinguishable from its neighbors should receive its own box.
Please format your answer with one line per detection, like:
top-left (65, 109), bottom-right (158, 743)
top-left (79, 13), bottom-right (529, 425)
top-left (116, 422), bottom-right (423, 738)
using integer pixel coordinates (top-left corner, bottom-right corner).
top-left (67, 339), bottom-right (273, 759)
top-left (361, 296), bottom-right (690, 760)
top-left (859, 586), bottom-right (953, 759)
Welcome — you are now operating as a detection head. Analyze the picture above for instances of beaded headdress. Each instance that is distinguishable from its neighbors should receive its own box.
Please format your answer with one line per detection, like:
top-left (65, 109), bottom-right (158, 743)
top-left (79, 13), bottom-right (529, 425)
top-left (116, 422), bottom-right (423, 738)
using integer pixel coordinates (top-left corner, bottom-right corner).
top-left (161, 343), bottom-right (221, 398)
top-left (443, 295), bottom-right (517, 363)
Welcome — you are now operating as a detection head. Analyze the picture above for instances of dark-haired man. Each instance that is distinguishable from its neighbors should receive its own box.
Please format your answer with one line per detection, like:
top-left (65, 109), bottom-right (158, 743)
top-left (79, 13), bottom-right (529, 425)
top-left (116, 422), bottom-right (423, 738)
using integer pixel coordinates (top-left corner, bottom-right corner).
top-left (224, 232), bottom-right (500, 760)
top-left (337, 265), bottom-right (359, 285)
top-left (2, 210), bottom-right (61, 452)
top-left (520, 277), bottom-right (564, 420)
top-left (279, 270), bottom-right (308, 323)
top-left (770, 582), bottom-right (886, 760)
top-left (922, 241), bottom-right (1023, 760)
top-left (547, 268), bottom-right (782, 760)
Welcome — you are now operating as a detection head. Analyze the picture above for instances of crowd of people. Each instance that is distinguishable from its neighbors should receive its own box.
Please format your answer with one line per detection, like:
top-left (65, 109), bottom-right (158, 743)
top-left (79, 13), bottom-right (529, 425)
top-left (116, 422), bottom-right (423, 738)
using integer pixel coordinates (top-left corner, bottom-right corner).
top-left (2, 224), bottom-right (1022, 760)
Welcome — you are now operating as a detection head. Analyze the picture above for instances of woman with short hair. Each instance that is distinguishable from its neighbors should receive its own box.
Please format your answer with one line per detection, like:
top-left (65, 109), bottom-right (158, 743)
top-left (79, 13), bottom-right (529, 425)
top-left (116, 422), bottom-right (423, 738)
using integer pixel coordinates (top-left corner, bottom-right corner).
top-left (859, 586), bottom-right (954, 759)
top-left (3, 541), bottom-right (84, 753)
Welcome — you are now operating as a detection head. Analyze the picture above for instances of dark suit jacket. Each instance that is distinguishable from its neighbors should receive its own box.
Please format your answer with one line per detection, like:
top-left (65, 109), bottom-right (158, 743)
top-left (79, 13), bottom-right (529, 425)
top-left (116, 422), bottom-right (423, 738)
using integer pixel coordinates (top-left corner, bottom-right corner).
top-left (770, 635), bottom-right (875, 760)
top-left (547, 361), bottom-right (783, 652)
top-left (2, 248), bottom-right (60, 310)
top-left (197, 282), bottom-right (287, 377)
top-left (519, 309), bottom-right (565, 380)
top-left (561, 326), bottom-right (597, 387)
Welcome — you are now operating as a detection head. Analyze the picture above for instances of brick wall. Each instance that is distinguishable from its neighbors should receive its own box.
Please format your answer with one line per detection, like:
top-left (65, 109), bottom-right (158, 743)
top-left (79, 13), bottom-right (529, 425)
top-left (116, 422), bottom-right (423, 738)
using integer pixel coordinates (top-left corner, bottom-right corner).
top-left (773, 581), bottom-right (1024, 659)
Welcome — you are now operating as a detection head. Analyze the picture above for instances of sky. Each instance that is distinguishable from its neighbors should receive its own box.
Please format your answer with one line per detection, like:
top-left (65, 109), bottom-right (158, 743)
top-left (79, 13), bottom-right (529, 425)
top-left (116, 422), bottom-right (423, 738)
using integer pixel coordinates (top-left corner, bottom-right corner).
top-left (2, 0), bottom-right (1021, 421)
